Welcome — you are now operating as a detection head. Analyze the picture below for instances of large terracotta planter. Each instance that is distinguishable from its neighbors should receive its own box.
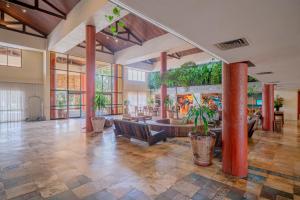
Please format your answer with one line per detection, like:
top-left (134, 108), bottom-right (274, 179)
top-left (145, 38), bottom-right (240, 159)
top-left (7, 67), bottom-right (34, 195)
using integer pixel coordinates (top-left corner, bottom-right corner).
top-left (189, 131), bottom-right (216, 166)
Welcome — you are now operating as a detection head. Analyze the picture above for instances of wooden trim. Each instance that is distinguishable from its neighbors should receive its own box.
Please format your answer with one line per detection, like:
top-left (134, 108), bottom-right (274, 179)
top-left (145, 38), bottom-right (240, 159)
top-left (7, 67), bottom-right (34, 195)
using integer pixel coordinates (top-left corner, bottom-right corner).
top-left (0, 10), bottom-right (47, 38)
top-left (6, 0), bottom-right (66, 19)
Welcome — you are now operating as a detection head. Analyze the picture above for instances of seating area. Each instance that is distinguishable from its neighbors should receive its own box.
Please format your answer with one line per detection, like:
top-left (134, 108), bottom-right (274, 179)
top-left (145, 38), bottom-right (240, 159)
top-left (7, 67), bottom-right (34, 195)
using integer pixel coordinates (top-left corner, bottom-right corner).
top-left (0, 1), bottom-right (299, 200)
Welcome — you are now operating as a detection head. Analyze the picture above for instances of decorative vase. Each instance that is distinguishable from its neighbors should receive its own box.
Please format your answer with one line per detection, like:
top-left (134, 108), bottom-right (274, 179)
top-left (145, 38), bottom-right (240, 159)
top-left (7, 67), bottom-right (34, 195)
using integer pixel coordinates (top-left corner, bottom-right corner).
top-left (189, 131), bottom-right (216, 166)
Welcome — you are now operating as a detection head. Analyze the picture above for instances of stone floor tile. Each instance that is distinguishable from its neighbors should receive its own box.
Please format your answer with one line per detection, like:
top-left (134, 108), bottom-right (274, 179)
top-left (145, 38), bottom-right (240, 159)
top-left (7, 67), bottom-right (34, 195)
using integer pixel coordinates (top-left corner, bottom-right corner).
top-left (171, 180), bottom-right (200, 197)
top-left (5, 182), bottom-right (37, 199)
top-left (82, 190), bottom-right (117, 200)
top-left (47, 190), bottom-right (79, 200)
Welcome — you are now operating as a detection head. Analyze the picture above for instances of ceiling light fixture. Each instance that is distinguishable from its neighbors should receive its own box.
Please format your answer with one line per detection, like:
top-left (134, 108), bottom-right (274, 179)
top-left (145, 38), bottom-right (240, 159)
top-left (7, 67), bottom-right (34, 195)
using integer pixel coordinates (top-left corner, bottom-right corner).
top-left (115, 39), bottom-right (118, 42)
top-left (106, 36), bottom-right (109, 39)
top-left (22, 9), bottom-right (26, 13)
top-left (6, 3), bottom-right (10, 7)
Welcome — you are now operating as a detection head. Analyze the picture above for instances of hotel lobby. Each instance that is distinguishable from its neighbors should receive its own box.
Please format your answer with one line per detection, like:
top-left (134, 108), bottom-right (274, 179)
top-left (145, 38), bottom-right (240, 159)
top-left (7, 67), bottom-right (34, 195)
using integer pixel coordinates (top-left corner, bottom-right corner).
top-left (0, 0), bottom-right (300, 200)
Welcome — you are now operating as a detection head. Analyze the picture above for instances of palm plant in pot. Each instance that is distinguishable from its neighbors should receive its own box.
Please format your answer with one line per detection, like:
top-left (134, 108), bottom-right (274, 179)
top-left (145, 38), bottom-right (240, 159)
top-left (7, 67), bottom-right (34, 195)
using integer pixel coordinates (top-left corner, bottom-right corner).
top-left (185, 94), bottom-right (217, 166)
top-left (91, 91), bottom-right (107, 133)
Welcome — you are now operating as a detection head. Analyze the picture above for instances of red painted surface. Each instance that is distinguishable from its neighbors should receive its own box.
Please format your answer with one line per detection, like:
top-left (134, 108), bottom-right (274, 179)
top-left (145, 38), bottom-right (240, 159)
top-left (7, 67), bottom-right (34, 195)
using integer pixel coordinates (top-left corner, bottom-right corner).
top-left (50, 52), bottom-right (56, 119)
top-left (222, 62), bottom-right (248, 178)
top-left (160, 52), bottom-right (167, 119)
top-left (298, 91), bottom-right (300, 120)
top-left (85, 25), bottom-right (96, 133)
top-left (262, 84), bottom-right (274, 131)
top-left (113, 64), bottom-right (118, 115)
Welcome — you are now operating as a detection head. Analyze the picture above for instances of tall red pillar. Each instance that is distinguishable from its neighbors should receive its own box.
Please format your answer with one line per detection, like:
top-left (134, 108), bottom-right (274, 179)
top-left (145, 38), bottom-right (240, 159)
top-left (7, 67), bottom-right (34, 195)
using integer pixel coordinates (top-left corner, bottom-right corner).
top-left (160, 52), bottom-right (167, 119)
top-left (262, 84), bottom-right (274, 131)
top-left (222, 62), bottom-right (248, 177)
top-left (86, 25), bottom-right (96, 133)
top-left (113, 64), bottom-right (119, 115)
top-left (50, 52), bottom-right (56, 119)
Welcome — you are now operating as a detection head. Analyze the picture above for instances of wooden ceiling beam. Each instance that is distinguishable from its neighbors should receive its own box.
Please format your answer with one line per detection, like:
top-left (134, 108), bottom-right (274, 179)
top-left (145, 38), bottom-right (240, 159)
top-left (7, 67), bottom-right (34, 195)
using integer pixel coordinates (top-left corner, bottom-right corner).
top-left (101, 20), bottom-right (143, 46)
top-left (5, 0), bottom-right (66, 19)
top-left (77, 41), bottom-right (114, 55)
top-left (0, 9), bottom-right (46, 38)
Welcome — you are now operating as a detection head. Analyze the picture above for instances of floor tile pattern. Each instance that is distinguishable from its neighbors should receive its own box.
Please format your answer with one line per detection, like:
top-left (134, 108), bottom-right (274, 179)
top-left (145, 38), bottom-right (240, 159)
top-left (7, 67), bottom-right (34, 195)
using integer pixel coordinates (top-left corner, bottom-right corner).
top-left (0, 119), bottom-right (299, 200)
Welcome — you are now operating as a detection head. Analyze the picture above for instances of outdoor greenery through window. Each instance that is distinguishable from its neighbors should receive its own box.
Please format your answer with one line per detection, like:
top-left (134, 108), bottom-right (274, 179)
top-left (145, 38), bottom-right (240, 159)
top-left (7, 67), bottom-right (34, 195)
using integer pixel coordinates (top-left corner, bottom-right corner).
top-left (128, 68), bottom-right (146, 82)
top-left (0, 46), bottom-right (22, 67)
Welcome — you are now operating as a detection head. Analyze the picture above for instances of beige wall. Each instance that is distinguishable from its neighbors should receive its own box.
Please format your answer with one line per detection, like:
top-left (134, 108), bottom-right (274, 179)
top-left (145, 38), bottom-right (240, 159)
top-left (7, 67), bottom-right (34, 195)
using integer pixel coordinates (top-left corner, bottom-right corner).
top-left (275, 89), bottom-right (298, 121)
top-left (0, 49), bottom-right (44, 84)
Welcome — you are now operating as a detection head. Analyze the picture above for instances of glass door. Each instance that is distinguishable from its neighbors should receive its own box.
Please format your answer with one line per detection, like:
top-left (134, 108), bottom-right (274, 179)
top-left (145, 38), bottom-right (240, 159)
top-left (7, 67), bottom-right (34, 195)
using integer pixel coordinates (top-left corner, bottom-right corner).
top-left (68, 92), bottom-right (84, 118)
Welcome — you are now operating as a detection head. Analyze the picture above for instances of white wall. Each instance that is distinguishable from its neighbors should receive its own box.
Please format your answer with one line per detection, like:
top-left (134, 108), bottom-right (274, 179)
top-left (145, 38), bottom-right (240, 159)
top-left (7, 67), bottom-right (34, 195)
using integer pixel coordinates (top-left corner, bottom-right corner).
top-left (0, 49), bottom-right (44, 84)
top-left (275, 89), bottom-right (298, 121)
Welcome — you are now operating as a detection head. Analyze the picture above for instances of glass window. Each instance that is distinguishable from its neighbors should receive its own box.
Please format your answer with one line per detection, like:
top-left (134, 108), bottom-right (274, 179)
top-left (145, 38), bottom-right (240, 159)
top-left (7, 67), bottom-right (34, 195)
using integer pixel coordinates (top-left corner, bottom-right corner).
top-left (0, 46), bottom-right (21, 67)
top-left (69, 56), bottom-right (86, 73)
top-left (0, 46), bottom-right (8, 66)
top-left (8, 48), bottom-right (21, 67)
top-left (55, 53), bottom-right (68, 70)
top-left (68, 72), bottom-right (81, 91)
top-left (54, 70), bottom-right (68, 90)
top-left (127, 68), bottom-right (146, 82)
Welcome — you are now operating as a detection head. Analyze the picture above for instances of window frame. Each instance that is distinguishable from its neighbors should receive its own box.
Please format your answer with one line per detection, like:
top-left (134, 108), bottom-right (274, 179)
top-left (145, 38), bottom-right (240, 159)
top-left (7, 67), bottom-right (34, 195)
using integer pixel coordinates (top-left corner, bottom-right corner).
top-left (0, 45), bottom-right (22, 68)
top-left (128, 68), bottom-right (146, 82)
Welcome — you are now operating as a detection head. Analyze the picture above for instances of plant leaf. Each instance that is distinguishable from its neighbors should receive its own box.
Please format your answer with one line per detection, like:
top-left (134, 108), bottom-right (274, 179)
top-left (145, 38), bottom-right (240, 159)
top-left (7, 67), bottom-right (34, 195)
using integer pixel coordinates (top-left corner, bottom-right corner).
top-left (117, 21), bottom-right (125, 28)
top-left (113, 7), bottom-right (121, 16)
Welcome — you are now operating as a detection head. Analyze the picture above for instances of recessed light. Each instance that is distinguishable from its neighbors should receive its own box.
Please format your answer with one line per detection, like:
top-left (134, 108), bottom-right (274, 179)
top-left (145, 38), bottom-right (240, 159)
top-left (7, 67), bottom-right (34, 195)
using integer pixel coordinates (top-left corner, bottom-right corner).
top-left (6, 3), bottom-right (10, 7)
top-left (22, 9), bottom-right (27, 13)
top-left (115, 39), bottom-right (118, 42)
top-left (106, 36), bottom-right (109, 39)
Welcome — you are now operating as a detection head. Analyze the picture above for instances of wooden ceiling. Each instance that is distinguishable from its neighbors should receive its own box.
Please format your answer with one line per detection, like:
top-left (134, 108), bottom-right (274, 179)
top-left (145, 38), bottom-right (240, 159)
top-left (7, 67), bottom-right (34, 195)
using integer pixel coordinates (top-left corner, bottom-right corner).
top-left (0, 0), bottom-right (80, 36)
top-left (94, 13), bottom-right (168, 52)
top-left (144, 48), bottom-right (203, 64)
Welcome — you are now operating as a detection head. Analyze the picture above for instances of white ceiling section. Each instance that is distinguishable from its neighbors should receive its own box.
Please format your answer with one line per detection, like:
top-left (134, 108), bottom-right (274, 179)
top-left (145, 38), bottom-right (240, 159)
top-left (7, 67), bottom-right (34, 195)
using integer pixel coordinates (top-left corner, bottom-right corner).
top-left (111, 0), bottom-right (300, 89)
top-left (48, 0), bottom-right (128, 53)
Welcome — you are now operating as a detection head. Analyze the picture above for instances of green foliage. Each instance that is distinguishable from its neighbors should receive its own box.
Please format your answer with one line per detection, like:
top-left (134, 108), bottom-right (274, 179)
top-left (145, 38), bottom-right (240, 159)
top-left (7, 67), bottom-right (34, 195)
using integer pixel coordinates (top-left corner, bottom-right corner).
top-left (274, 95), bottom-right (284, 109)
top-left (147, 97), bottom-right (154, 106)
top-left (124, 99), bottom-right (129, 106)
top-left (147, 72), bottom-right (161, 90)
top-left (148, 61), bottom-right (257, 89)
top-left (164, 96), bottom-right (174, 110)
top-left (185, 94), bottom-right (216, 134)
top-left (105, 6), bottom-right (125, 37)
top-left (94, 92), bottom-right (107, 112)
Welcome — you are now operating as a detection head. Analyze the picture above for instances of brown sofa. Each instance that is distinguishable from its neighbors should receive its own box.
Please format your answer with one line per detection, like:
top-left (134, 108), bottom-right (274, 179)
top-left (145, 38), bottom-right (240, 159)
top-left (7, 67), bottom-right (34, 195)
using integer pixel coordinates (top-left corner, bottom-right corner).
top-left (147, 119), bottom-right (194, 137)
top-left (113, 119), bottom-right (167, 145)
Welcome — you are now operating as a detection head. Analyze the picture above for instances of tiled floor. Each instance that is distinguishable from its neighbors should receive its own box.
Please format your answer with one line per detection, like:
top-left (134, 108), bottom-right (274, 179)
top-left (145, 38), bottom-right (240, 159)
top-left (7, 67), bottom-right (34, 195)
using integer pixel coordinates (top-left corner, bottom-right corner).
top-left (0, 119), bottom-right (299, 200)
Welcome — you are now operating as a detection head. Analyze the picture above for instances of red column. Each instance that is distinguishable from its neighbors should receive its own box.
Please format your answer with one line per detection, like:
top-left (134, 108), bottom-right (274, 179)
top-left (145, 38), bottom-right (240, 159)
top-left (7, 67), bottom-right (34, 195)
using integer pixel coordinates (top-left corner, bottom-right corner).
top-left (50, 52), bottom-right (56, 119)
top-left (86, 25), bottom-right (96, 133)
top-left (222, 62), bottom-right (248, 177)
top-left (160, 52), bottom-right (167, 119)
top-left (262, 84), bottom-right (274, 131)
top-left (113, 64), bottom-right (118, 115)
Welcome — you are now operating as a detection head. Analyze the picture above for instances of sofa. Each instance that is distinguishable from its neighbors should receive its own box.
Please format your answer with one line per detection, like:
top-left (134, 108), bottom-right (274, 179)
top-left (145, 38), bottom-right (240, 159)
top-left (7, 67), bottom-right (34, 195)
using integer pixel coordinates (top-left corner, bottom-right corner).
top-left (113, 119), bottom-right (167, 145)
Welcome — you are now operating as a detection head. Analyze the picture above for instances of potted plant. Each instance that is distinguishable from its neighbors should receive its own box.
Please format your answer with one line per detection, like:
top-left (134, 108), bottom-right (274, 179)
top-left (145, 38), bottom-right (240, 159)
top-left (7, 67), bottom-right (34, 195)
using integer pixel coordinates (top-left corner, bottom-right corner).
top-left (91, 92), bottom-right (107, 133)
top-left (124, 99), bottom-right (129, 114)
top-left (274, 95), bottom-right (284, 111)
top-left (56, 95), bottom-right (66, 119)
top-left (185, 94), bottom-right (216, 166)
top-left (164, 97), bottom-right (174, 119)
